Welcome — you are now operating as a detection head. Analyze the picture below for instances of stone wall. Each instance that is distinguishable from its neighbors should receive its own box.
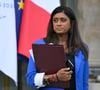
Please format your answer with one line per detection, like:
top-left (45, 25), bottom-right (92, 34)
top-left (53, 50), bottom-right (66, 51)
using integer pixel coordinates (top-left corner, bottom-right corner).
top-left (77, 0), bottom-right (100, 67)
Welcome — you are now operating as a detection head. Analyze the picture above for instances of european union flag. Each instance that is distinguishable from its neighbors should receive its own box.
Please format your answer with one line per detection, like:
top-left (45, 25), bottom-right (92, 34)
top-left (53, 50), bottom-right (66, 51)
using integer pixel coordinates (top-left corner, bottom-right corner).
top-left (14, 0), bottom-right (24, 43)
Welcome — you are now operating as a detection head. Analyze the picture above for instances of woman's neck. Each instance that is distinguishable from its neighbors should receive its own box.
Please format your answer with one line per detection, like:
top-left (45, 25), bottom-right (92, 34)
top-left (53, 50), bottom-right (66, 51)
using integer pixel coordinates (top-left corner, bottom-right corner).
top-left (57, 34), bottom-right (68, 53)
top-left (58, 34), bottom-right (68, 43)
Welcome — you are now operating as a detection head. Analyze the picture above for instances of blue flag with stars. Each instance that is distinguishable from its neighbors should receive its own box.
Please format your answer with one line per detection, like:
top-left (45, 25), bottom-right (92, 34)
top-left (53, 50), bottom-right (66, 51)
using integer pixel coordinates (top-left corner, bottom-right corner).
top-left (14, 0), bottom-right (24, 43)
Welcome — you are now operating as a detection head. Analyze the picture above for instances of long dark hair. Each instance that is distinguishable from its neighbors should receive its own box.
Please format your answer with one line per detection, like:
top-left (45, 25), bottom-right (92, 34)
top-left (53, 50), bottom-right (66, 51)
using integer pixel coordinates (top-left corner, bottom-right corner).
top-left (44, 6), bottom-right (88, 59)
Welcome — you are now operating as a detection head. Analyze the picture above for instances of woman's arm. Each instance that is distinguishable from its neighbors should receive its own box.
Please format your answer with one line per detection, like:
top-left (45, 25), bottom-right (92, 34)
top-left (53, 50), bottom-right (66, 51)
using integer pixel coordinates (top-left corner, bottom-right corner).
top-left (26, 55), bottom-right (37, 86)
top-left (83, 57), bottom-right (89, 90)
top-left (26, 50), bottom-right (45, 88)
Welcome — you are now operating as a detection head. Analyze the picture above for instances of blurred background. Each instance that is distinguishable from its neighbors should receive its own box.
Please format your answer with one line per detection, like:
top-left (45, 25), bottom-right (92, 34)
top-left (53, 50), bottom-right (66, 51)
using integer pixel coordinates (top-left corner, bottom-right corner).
top-left (0, 0), bottom-right (100, 90)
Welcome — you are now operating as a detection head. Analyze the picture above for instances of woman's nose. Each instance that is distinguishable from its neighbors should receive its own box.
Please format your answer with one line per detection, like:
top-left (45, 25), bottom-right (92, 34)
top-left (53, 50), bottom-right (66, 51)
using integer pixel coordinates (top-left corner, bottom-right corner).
top-left (57, 20), bottom-right (62, 25)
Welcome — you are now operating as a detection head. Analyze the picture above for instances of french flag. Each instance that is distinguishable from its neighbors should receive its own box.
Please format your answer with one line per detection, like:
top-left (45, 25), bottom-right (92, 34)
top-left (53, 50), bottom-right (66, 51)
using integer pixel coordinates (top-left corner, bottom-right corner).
top-left (18, 0), bottom-right (60, 58)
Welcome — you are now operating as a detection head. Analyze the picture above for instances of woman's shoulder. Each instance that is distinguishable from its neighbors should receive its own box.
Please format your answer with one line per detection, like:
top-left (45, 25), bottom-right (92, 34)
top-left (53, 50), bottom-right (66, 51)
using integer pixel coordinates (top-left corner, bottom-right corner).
top-left (33, 39), bottom-right (46, 44)
top-left (75, 49), bottom-right (88, 60)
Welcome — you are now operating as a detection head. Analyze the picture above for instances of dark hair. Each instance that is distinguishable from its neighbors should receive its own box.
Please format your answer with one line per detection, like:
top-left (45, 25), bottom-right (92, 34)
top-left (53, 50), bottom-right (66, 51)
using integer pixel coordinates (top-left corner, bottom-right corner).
top-left (44, 6), bottom-right (88, 59)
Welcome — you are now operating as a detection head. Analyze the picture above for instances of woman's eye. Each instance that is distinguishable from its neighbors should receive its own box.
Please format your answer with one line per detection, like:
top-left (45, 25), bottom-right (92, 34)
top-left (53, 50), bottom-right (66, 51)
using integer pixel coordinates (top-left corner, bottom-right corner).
top-left (53, 18), bottom-right (67, 23)
top-left (53, 18), bottom-right (58, 23)
top-left (61, 18), bottom-right (67, 22)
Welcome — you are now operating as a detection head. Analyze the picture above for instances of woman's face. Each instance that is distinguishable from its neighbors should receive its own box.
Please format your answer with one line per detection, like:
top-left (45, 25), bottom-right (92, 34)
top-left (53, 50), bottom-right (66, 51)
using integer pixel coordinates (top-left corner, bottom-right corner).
top-left (52, 12), bottom-right (71, 34)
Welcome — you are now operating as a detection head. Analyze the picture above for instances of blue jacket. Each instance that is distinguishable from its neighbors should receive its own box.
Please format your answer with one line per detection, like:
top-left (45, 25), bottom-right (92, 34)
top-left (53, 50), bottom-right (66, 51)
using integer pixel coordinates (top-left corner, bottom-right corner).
top-left (26, 39), bottom-right (89, 90)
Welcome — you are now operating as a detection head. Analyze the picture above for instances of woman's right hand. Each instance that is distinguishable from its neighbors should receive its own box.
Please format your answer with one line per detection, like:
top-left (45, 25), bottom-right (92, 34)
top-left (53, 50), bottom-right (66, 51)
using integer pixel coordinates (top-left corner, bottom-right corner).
top-left (56, 68), bottom-right (73, 81)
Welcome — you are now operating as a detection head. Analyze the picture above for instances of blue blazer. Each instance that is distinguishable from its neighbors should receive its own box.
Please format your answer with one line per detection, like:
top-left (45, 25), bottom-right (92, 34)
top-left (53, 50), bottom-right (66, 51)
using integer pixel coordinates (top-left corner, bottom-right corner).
top-left (26, 39), bottom-right (89, 90)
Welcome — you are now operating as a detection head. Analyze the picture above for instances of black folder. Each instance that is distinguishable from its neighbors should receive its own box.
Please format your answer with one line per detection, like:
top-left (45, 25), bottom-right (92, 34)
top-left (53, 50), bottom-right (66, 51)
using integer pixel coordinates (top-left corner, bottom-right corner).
top-left (32, 44), bottom-right (69, 88)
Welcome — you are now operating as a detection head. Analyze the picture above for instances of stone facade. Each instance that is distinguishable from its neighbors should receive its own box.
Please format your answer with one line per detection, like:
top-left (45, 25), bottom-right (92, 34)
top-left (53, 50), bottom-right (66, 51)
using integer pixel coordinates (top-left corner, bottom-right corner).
top-left (77, 0), bottom-right (100, 67)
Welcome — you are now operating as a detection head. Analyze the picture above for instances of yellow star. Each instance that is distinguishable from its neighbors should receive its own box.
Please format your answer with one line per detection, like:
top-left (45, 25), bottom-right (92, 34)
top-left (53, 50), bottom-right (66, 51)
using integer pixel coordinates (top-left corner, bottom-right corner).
top-left (18, 0), bottom-right (24, 10)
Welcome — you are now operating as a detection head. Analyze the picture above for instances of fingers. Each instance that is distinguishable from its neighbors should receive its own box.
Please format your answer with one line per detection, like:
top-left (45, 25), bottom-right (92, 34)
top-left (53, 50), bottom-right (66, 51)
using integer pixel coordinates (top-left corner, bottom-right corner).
top-left (61, 68), bottom-right (73, 74)
top-left (56, 72), bottom-right (72, 81)
top-left (62, 67), bottom-right (70, 71)
top-left (66, 74), bottom-right (71, 81)
top-left (56, 68), bottom-right (73, 81)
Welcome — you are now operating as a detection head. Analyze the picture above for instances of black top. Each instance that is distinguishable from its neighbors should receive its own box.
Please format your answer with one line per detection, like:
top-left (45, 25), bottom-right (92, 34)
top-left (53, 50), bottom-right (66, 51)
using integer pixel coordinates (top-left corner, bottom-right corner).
top-left (65, 53), bottom-right (76, 90)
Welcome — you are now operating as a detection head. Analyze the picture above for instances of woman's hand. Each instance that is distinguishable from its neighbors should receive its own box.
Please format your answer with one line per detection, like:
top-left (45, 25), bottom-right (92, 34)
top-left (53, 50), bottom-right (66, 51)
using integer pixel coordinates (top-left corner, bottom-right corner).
top-left (43, 67), bottom-right (72, 85)
top-left (56, 68), bottom-right (73, 81)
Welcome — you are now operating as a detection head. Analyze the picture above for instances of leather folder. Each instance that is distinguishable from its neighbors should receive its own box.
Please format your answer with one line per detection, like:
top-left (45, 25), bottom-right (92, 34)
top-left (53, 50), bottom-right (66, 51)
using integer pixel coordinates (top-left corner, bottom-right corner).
top-left (32, 44), bottom-right (70, 88)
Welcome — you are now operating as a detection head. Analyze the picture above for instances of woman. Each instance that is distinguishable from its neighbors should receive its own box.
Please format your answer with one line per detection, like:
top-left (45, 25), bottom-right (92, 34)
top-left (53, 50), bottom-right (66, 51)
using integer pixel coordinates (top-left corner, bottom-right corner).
top-left (26, 6), bottom-right (89, 90)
